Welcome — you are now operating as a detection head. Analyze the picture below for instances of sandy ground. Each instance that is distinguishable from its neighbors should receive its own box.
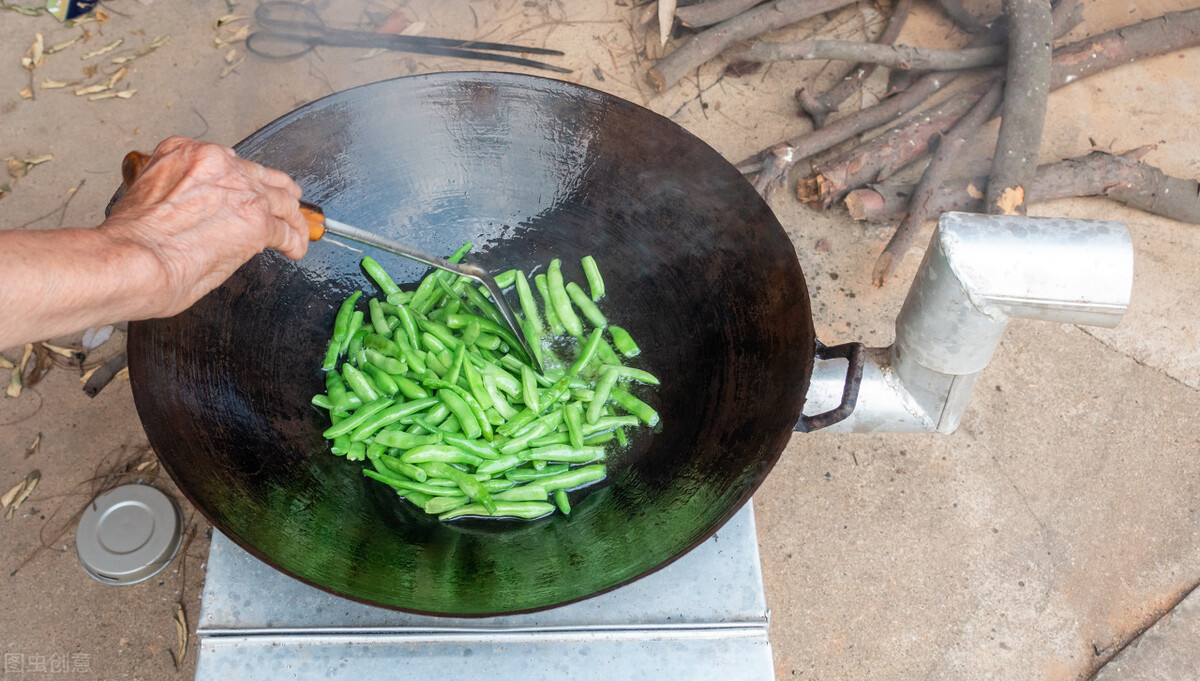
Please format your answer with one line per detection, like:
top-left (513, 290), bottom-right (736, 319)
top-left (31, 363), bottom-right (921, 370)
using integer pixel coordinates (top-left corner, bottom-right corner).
top-left (1, 0), bottom-right (1198, 678)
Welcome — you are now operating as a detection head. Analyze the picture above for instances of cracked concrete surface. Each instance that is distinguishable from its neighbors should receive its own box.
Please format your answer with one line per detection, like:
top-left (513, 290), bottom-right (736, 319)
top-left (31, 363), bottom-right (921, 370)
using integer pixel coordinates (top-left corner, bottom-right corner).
top-left (0, 0), bottom-right (1197, 679)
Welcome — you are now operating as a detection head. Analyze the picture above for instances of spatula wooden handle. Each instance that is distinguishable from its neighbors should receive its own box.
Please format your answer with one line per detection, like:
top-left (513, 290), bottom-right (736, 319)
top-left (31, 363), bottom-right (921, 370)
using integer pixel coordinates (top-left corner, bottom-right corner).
top-left (122, 149), bottom-right (328, 242)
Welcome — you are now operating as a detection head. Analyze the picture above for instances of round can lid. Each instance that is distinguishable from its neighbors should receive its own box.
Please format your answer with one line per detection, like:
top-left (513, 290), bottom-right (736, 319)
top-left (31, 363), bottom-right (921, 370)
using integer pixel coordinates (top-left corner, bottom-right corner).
top-left (76, 484), bottom-right (182, 585)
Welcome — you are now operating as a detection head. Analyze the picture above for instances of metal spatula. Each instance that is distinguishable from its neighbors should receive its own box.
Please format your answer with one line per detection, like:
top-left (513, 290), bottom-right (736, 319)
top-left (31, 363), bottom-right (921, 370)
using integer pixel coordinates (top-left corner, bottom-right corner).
top-left (121, 150), bottom-right (539, 369)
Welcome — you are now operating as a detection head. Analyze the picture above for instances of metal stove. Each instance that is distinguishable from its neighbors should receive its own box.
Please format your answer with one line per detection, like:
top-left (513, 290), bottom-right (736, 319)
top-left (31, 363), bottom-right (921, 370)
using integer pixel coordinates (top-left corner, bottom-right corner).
top-left (193, 212), bottom-right (1133, 679)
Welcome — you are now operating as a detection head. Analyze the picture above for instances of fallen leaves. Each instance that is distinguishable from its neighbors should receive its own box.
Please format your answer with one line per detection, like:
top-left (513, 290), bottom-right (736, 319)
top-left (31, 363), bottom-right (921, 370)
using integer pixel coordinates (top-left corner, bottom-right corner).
top-left (0, 2), bottom-right (47, 16)
top-left (213, 23), bottom-right (249, 48)
top-left (6, 344), bottom-right (33, 398)
top-left (81, 38), bottom-right (122, 60)
top-left (24, 343), bottom-right (53, 389)
top-left (170, 603), bottom-right (189, 669)
top-left (3, 470), bottom-right (40, 520)
top-left (24, 433), bottom-right (41, 459)
top-left (45, 36), bottom-right (80, 54)
top-left (7, 154), bottom-right (53, 182)
top-left (21, 33), bottom-right (45, 70)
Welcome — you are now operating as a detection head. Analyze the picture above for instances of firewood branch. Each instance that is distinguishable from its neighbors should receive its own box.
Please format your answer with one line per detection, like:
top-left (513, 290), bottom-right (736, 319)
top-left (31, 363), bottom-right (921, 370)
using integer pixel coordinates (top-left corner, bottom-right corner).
top-left (675, 0), bottom-right (766, 28)
top-left (647, 0), bottom-right (859, 92)
top-left (742, 39), bottom-right (1005, 71)
top-left (986, 0), bottom-right (1053, 215)
top-left (845, 147), bottom-right (1200, 225)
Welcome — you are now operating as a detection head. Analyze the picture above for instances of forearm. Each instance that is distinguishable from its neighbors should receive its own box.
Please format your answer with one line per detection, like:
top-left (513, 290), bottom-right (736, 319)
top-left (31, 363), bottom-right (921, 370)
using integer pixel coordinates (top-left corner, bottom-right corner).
top-left (0, 226), bottom-right (161, 351)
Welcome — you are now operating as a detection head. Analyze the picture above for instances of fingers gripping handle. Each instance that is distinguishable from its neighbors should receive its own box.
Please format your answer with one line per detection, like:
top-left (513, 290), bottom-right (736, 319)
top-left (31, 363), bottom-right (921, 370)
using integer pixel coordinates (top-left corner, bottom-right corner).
top-left (122, 150), bottom-right (327, 242)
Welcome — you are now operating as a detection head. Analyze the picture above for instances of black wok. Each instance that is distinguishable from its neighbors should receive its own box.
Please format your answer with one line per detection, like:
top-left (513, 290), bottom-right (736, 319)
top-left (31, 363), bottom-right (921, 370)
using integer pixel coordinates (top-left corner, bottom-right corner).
top-left (127, 72), bottom-right (856, 615)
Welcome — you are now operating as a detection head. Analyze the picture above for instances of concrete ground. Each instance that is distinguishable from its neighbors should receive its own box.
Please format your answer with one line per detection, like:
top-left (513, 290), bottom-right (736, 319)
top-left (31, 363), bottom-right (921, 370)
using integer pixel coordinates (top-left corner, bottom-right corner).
top-left (1, 0), bottom-right (1197, 678)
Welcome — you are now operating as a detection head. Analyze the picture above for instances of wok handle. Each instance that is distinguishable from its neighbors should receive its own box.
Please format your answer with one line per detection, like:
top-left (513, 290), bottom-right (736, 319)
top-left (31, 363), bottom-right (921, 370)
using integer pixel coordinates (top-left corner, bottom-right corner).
top-left (794, 340), bottom-right (864, 433)
top-left (123, 150), bottom-right (329, 242)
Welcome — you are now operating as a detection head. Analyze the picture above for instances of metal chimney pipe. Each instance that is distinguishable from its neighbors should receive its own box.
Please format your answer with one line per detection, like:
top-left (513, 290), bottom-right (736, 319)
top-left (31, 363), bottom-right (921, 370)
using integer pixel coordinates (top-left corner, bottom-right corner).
top-left (800, 212), bottom-right (1134, 434)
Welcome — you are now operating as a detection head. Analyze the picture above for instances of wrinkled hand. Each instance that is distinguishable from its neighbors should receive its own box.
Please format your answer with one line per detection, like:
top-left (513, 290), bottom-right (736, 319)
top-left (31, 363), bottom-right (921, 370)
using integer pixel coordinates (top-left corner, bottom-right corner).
top-left (103, 136), bottom-right (309, 318)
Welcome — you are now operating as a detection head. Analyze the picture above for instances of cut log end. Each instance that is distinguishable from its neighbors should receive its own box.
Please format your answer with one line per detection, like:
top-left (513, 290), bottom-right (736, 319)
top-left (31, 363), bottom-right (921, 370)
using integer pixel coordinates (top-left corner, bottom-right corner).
top-left (645, 68), bottom-right (666, 92)
top-left (992, 185), bottom-right (1027, 215)
top-left (844, 189), bottom-right (882, 220)
top-left (797, 174), bottom-right (824, 206)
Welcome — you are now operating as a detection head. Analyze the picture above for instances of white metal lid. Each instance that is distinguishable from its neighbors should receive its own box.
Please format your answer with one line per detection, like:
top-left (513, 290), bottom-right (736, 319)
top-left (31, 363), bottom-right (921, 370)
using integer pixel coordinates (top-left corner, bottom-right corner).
top-left (76, 484), bottom-right (182, 585)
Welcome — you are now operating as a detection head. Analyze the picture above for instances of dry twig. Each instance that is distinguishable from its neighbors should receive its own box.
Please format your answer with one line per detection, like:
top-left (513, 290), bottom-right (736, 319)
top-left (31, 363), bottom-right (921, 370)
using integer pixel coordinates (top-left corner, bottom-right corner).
top-left (646, 0), bottom-right (858, 91)
top-left (675, 0), bottom-right (764, 28)
top-left (796, 0), bottom-right (913, 128)
top-left (742, 38), bottom-right (1004, 71)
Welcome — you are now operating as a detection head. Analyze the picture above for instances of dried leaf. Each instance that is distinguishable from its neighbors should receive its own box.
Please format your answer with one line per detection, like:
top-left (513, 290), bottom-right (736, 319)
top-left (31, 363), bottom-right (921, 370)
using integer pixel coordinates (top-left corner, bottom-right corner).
top-left (219, 55), bottom-right (244, 78)
top-left (214, 14), bottom-right (246, 28)
top-left (5, 470), bottom-right (39, 520)
top-left (19, 85), bottom-right (33, 100)
top-left (0, 355), bottom-right (13, 370)
top-left (74, 83), bottom-right (108, 95)
top-left (46, 36), bottom-right (80, 54)
top-left (81, 38), bottom-right (122, 60)
top-left (22, 154), bottom-right (52, 166)
top-left (172, 603), bottom-right (189, 669)
top-left (23, 433), bottom-right (40, 459)
top-left (658, 0), bottom-right (676, 46)
top-left (39, 342), bottom-right (79, 358)
top-left (82, 63), bottom-right (99, 77)
top-left (101, 65), bottom-right (128, 89)
top-left (79, 365), bottom-right (100, 383)
top-left (40, 78), bottom-right (79, 89)
top-left (6, 344), bottom-right (32, 398)
top-left (0, 481), bottom-right (23, 509)
top-left (114, 366), bottom-right (130, 381)
top-left (966, 183), bottom-right (984, 199)
top-left (64, 7), bottom-right (107, 28)
top-left (24, 342), bottom-right (52, 388)
top-left (114, 33), bottom-right (169, 64)
top-left (214, 24), bottom-right (250, 47)
top-left (89, 89), bottom-right (135, 101)
top-left (21, 33), bottom-right (45, 70)
top-left (1, 3), bottom-right (47, 16)
top-left (81, 325), bottom-right (114, 350)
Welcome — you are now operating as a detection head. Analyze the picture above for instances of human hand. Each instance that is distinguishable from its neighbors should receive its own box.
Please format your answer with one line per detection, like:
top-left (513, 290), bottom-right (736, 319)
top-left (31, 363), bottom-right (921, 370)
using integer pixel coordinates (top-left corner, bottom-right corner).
top-left (103, 136), bottom-right (309, 318)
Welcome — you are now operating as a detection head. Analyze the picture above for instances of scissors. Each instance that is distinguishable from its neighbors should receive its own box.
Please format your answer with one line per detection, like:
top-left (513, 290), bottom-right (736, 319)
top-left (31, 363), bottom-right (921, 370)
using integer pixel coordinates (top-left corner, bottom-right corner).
top-left (246, 1), bottom-right (571, 74)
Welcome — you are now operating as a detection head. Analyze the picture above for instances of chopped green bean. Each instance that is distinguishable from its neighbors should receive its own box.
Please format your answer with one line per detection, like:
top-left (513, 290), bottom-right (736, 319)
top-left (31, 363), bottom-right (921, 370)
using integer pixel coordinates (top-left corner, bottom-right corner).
top-left (581, 256), bottom-right (605, 301)
top-left (362, 256), bottom-right (401, 296)
top-left (608, 325), bottom-right (640, 358)
top-left (547, 259), bottom-right (583, 336)
top-left (565, 281), bottom-right (607, 328)
top-left (553, 489), bottom-right (571, 515)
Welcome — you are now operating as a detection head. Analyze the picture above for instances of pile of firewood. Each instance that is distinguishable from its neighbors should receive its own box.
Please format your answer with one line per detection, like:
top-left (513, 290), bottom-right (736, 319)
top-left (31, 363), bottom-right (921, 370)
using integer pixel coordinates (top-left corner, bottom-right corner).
top-left (645, 0), bottom-right (1200, 284)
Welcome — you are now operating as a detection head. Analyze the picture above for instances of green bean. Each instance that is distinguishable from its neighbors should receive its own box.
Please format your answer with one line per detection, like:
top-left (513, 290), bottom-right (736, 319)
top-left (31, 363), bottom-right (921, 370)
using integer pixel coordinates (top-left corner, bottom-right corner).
top-left (364, 469), bottom-right (465, 497)
top-left (345, 326), bottom-right (368, 361)
top-left (482, 375), bottom-right (518, 419)
top-left (444, 313), bottom-right (524, 358)
top-left (568, 329), bottom-right (603, 377)
top-left (499, 420), bottom-right (554, 456)
top-left (368, 298), bottom-right (391, 337)
top-left (534, 273), bottom-right (565, 335)
top-left (341, 310), bottom-right (365, 356)
top-left (588, 368), bottom-right (619, 424)
top-left (583, 430), bottom-right (616, 445)
top-left (476, 455), bottom-right (522, 475)
top-left (582, 415), bottom-right (640, 436)
top-left (374, 428), bottom-right (440, 449)
top-left (399, 445), bottom-right (484, 467)
top-left (424, 351), bottom-right (449, 377)
top-left (461, 281), bottom-right (507, 330)
top-left (424, 496), bottom-right (469, 514)
top-left (520, 365), bottom-right (540, 412)
top-left (364, 348), bottom-right (406, 375)
top-left (365, 442), bottom-right (386, 460)
top-left (423, 462), bottom-right (496, 513)
top-left (346, 441), bottom-right (366, 461)
top-left (322, 336), bottom-right (342, 372)
top-left (386, 290), bottom-right (413, 306)
top-left (505, 464), bottom-right (569, 482)
top-left (442, 433), bottom-right (500, 460)
top-left (331, 291), bottom-right (363, 346)
top-left (547, 259), bottom-right (583, 336)
top-left (494, 269), bottom-right (519, 288)
top-left (530, 432), bottom-right (571, 448)
top-left (610, 365), bottom-right (660, 385)
top-left (341, 364), bottom-right (380, 403)
top-left (608, 325), bottom-right (640, 358)
top-left (596, 336), bottom-right (623, 366)
top-left (462, 319), bottom-right (481, 346)
top-left (475, 333), bottom-right (502, 350)
top-left (537, 464), bottom-right (607, 492)
top-left (419, 318), bottom-right (461, 351)
top-left (553, 489), bottom-right (571, 515)
top-left (565, 281), bottom-right (607, 328)
top-left (323, 397), bottom-right (392, 439)
top-left (610, 387), bottom-right (660, 427)
top-left (438, 501), bottom-right (554, 520)
top-left (444, 343), bottom-right (466, 385)
top-left (349, 397), bottom-right (439, 442)
top-left (392, 336), bottom-right (427, 375)
top-left (324, 372), bottom-right (353, 411)
top-left (525, 445), bottom-right (605, 463)
top-left (463, 360), bottom-right (493, 412)
top-left (437, 389), bottom-right (481, 440)
top-left (386, 374), bottom-right (426, 400)
top-left (421, 331), bottom-right (448, 355)
top-left (362, 362), bottom-right (399, 397)
top-left (361, 256), bottom-right (401, 296)
top-left (426, 380), bottom-right (493, 441)
top-left (331, 434), bottom-right (351, 455)
top-left (311, 394), bottom-right (336, 411)
top-left (581, 256), bottom-right (605, 301)
top-left (495, 485), bottom-right (549, 502)
top-left (378, 455), bottom-right (428, 482)
top-left (564, 402), bottom-right (585, 448)
top-left (394, 304), bottom-right (419, 348)
top-left (437, 413), bottom-right (462, 434)
top-left (401, 490), bottom-right (433, 507)
top-left (514, 271), bottom-right (543, 331)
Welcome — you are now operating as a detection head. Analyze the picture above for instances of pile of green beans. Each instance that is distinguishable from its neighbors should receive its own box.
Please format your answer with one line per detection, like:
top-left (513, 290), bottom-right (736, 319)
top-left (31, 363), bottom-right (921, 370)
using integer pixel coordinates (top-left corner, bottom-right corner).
top-left (311, 246), bottom-right (659, 521)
